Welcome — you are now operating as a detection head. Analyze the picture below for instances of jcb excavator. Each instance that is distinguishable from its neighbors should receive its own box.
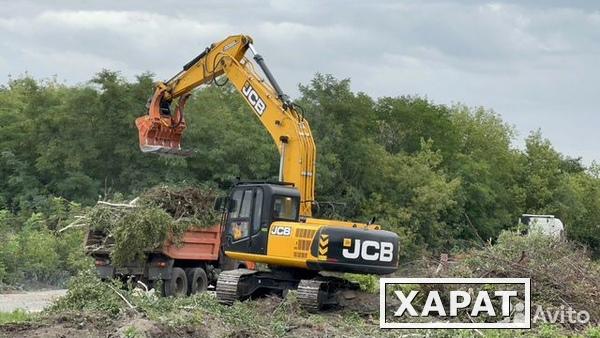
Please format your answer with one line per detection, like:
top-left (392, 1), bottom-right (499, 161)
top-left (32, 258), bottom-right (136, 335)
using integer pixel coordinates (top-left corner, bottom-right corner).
top-left (136, 35), bottom-right (399, 310)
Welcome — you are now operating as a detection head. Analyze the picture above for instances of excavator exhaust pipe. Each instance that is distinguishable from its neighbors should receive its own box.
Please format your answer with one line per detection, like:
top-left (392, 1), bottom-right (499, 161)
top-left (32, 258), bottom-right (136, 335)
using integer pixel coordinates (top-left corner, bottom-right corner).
top-left (135, 88), bottom-right (192, 157)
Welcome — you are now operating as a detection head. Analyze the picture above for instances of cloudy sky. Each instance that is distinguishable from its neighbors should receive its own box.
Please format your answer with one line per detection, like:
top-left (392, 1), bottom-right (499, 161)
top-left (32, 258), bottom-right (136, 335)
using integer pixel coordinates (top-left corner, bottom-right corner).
top-left (0, 0), bottom-right (598, 162)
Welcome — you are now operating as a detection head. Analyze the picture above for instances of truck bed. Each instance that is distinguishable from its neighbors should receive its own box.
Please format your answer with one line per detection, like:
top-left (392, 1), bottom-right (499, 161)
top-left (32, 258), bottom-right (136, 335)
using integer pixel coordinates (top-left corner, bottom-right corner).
top-left (85, 224), bottom-right (223, 262)
top-left (163, 225), bottom-right (222, 260)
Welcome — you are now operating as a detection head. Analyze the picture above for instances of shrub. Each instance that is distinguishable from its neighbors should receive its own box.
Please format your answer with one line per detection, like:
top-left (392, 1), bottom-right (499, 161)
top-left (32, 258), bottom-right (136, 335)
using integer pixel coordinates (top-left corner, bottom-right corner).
top-left (449, 231), bottom-right (600, 327)
top-left (344, 273), bottom-right (379, 293)
top-left (18, 229), bottom-right (62, 283)
top-left (0, 234), bottom-right (22, 285)
top-left (49, 270), bottom-right (126, 316)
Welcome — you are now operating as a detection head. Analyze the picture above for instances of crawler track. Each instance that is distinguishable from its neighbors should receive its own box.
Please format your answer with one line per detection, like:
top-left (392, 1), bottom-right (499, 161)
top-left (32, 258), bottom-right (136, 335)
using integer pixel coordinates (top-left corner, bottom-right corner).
top-left (216, 269), bottom-right (254, 305)
top-left (297, 279), bottom-right (324, 312)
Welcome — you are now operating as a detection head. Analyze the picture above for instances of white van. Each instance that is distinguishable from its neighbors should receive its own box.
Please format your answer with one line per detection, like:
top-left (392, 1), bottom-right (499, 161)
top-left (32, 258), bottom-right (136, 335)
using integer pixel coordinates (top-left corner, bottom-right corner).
top-left (519, 214), bottom-right (564, 239)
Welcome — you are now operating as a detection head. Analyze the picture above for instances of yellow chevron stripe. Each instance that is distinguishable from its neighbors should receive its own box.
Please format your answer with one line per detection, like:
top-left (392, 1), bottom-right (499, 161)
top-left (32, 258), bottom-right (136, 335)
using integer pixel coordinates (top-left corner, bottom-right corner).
top-left (318, 233), bottom-right (329, 259)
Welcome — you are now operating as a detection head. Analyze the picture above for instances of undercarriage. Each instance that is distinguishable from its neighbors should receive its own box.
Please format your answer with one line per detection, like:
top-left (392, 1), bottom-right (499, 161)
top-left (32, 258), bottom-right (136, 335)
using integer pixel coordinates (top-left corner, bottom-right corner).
top-left (216, 268), bottom-right (361, 312)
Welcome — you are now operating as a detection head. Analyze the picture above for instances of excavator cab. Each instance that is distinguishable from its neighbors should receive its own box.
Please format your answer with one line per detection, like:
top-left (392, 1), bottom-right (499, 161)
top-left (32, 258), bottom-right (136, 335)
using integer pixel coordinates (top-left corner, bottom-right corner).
top-left (223, 182), bottom-right (300, 256)
top-left (135, 87), bottom-right (192, 157)
top-left (222, 182), bottom-right (399, 275)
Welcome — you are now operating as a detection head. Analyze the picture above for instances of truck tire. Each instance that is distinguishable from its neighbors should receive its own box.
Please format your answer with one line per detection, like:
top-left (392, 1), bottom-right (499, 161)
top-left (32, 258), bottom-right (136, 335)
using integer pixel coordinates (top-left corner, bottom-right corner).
top-left (186, 267), bottom-right (208, 295)
top-left (163, 267), bottom-right (187, 297)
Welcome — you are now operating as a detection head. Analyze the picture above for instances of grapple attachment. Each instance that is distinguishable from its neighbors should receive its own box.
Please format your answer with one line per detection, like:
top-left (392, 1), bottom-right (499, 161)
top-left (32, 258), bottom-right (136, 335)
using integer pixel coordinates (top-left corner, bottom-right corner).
top-left (135, 89), bottom-right (192, 157)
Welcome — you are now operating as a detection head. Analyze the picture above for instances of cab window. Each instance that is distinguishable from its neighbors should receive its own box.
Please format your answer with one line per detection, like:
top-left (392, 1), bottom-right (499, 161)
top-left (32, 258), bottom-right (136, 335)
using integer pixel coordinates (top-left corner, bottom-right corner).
top-left (228, 189), bottom-right (253, 240)
top-left (228, 189), bottom-right (243, 219)
top-left (252, 189), bottom-right (263, 233)
top-left (239, 189), bottom-right (253, 218)
top-left (272, 195), bottom-right (298, 221)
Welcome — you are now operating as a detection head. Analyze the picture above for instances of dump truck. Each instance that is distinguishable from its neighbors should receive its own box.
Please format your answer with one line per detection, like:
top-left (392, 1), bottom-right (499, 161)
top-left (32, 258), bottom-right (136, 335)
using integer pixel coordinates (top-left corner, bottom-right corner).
top-left (85, 222), bottom-right (255, 297)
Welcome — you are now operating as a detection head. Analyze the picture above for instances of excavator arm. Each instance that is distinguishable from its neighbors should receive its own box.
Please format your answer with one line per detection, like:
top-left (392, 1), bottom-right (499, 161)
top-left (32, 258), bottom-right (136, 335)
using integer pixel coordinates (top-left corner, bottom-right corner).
top-left (135, 35), bottom-right (316, 216)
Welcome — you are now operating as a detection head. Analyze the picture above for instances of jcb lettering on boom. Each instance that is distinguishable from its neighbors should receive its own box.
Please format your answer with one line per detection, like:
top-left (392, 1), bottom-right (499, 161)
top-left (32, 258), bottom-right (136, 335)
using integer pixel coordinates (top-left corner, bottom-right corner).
top-left (242, 82), bottom-right (266, 116)
top-left (342, 239), bottom-right (395, 262)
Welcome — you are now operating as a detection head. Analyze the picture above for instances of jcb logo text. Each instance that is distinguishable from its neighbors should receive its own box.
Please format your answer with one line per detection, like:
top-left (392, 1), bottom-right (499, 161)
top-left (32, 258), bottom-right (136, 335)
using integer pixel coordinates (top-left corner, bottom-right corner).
top-left (242, 82), bottom-right (266, 116)
top-left (342, 239), bottom-right (394, 262)
top-left (270, 226), bottom-right (291, 236)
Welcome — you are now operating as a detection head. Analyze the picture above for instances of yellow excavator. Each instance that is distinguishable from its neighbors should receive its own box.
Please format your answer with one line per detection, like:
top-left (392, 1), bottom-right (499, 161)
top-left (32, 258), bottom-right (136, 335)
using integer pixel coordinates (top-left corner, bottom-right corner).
top-left (136, 35), bottom-right (399, 310)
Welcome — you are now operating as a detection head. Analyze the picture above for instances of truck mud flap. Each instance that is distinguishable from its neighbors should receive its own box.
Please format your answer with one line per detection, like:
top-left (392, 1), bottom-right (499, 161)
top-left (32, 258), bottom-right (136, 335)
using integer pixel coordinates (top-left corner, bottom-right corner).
top-left (148, 257), bottom-right (175, 280)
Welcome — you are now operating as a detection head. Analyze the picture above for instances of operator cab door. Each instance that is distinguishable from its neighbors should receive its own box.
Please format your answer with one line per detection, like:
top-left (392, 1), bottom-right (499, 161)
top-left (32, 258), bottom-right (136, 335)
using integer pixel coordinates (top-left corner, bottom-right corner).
top-left (225, 187), bottom-right (267, 255)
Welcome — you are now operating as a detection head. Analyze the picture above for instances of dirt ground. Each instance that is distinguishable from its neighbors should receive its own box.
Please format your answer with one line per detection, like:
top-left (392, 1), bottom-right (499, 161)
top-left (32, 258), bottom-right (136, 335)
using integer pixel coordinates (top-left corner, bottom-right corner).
top-left (0, 290), bottom-right (67, 313)
top-left (0, 291), bottom-right (382, 338)
top-left (0, 312), bottom-right (210, 338)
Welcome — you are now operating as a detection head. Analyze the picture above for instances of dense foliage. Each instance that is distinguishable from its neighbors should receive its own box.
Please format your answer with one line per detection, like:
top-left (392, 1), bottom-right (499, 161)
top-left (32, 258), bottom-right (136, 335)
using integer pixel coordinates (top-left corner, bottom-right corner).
top-left (0, 70), bottom-right (599, 286)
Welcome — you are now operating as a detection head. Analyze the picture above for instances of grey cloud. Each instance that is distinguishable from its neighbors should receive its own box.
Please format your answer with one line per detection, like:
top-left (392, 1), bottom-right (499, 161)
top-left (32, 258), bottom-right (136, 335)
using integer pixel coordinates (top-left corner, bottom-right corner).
top-left (0, 0), bottom-right (598, 163)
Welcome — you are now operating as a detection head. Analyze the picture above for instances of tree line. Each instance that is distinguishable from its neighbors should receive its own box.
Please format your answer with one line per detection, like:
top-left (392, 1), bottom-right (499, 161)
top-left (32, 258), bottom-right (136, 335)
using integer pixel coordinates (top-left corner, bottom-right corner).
top-left (0, 70), bottom-right (598, 284)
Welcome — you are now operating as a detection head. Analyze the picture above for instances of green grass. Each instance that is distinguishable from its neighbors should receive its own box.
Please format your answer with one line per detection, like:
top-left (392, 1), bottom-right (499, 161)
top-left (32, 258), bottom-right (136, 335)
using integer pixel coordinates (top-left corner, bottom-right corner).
top-left (344, 273), bottom-right (379, 293)
top-left (41, 270), bottom-right (600, 338)
top-left (585, 326), bottom-right (600, 338)
top-left (0, 309), bottom-right (34, 325)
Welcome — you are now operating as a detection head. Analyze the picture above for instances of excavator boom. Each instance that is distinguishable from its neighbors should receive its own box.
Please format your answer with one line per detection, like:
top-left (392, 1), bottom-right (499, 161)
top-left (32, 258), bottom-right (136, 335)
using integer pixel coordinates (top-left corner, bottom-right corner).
top-left (135, 35), bottom-right (316, 216)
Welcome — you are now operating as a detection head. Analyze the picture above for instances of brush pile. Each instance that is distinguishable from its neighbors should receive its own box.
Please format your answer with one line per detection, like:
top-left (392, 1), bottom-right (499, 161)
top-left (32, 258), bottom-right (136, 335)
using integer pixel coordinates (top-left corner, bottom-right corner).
top-left (444, 231), bottom-right (600, 328)
top-left (83, 185), bottom-right (222, 265)
top-left (138, 186), bottom-right (221, 227)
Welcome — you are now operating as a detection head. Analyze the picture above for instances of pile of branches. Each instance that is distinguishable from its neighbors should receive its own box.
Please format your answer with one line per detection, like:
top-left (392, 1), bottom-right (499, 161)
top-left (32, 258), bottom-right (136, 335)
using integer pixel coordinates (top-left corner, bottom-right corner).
top-left (443, 231), bottom-right (600, 328)
top-left (139, 185), bottom-right (221, 227)
top-left (82, 185), bottom-right (222, 266)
